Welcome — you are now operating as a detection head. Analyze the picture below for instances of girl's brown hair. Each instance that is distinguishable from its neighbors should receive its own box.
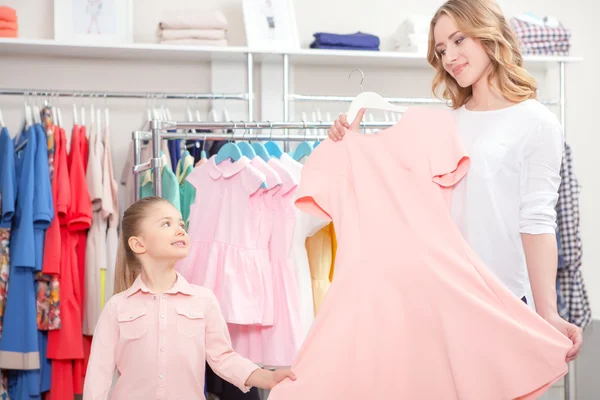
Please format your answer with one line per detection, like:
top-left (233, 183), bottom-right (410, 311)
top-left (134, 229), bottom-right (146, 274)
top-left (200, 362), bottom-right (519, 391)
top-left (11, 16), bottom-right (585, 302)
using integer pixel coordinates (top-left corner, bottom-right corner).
top-left (114, 196), bottom-right (172, 294)
top-left (427, 0), bottom-right (538, 108)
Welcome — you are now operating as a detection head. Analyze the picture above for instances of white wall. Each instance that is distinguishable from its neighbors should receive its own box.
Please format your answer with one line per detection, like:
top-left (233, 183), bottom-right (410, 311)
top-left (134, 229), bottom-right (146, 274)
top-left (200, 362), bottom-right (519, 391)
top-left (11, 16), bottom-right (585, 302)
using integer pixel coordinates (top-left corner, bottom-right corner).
top-left (0, 0), bottom-right (599, 322)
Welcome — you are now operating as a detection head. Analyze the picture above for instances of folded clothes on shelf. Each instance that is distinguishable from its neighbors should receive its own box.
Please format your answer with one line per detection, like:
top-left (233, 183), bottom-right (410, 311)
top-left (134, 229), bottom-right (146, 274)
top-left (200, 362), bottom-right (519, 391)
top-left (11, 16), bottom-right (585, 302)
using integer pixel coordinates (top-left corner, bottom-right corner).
top-left (159, 10), bottom-right (228, 30)
top-left (0, 6), bottom-right (17, 38)
top-left (309, 32), bottom-right (380, 51)
top-left (157, 9), bottom-right (228, 46)
top-left (392, 15), bottom-right (431, 53)
top-left (510, 14), bottom-right (571, 56)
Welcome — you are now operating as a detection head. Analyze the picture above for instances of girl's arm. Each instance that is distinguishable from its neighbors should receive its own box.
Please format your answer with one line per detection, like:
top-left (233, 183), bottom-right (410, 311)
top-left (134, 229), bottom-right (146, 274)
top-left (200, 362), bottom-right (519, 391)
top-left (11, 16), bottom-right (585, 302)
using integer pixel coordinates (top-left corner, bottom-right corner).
top-left (82, 299), bottom-right (119, 400)
top-left (204, 292), bottom-right (295, 392)
top-left (519, 115), bottom-right (582, 361)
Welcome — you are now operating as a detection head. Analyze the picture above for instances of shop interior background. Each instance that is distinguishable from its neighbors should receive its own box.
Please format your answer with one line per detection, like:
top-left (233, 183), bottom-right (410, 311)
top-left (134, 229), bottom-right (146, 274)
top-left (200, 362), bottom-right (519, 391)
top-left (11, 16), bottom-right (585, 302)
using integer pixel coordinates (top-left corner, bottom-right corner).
top-left (0, 0), bottom-right (598, 398)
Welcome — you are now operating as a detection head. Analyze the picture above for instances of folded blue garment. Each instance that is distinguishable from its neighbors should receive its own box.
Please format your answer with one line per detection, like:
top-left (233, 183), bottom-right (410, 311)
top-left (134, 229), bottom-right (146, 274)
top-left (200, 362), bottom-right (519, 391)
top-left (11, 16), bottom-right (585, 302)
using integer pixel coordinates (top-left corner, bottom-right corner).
top-left (309, 42), bottom-right (379, 51)
top-left (311, 31), bottom-right (380, 49)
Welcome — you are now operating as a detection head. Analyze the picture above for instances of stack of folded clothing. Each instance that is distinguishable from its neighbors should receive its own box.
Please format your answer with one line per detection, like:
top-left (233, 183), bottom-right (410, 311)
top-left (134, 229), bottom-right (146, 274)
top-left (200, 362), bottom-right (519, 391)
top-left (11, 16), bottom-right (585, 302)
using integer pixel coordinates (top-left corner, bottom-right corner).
top-left (509, 13), bottom-right (571, 56)
top-left (392, 15), bottom-right (431, 53)
top-left (309, 32), bottom-right (380, 51)
top-left (0, 6), bottom-right (17, 38)
top-left (158, 9), bottom-right (228, 46)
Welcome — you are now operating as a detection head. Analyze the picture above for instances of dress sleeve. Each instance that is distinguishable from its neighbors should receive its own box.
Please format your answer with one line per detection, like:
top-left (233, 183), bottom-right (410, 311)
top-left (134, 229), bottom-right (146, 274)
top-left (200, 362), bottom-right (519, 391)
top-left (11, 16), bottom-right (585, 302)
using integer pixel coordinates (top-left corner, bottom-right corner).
top-left (429, 111), bottom-right (470, 187)
top-left (294, 139), bottom-right (348, 222)
top-left (519, 115), bottom-right (563, 234)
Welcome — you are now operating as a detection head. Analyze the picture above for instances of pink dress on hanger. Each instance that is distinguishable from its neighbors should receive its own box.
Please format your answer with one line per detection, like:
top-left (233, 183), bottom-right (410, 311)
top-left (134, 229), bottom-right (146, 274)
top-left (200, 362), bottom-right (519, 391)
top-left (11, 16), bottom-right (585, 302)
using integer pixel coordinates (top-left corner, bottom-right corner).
top-left (229, 158), bottom-right (302, 367)
top-left (268, 107), bottom-right (571, 400)
top-left (176, 156), bottom-right (267, 325)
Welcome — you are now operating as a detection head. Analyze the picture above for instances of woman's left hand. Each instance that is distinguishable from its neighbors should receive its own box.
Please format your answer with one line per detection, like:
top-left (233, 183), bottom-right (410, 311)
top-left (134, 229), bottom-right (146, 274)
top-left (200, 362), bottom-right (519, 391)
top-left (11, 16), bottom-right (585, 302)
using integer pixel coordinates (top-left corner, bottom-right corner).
top-left (545, 313), bottom-right (583, 362)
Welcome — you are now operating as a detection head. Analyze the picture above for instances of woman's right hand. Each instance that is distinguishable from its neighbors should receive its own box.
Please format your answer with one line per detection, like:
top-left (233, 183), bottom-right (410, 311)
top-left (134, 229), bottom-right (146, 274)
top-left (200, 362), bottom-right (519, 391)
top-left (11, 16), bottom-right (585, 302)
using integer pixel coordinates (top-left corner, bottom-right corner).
top-left (328, 108), bottom-right (366, 142)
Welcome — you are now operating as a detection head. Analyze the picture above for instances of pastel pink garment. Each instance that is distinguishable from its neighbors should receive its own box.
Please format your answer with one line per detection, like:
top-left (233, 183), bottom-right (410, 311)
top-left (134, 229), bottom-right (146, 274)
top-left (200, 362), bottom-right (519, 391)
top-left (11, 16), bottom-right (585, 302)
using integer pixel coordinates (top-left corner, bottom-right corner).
top-left (268, 107), bottom-right (571, 400)
top-left (229, 159), bottom-right (302, 367)
top-left (176, 156), bottom-right (268, 325)
top-left (82, 273), bottom-right (259, 400)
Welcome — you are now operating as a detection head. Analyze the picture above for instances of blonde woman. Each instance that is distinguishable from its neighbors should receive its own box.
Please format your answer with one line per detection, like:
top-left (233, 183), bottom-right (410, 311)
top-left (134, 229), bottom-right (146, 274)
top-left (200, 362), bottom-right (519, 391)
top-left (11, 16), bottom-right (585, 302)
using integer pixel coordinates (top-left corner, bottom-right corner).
top-left (330, 0), bottom-right (582, 362)
top-left (264, 1), bottom-right (582, 399)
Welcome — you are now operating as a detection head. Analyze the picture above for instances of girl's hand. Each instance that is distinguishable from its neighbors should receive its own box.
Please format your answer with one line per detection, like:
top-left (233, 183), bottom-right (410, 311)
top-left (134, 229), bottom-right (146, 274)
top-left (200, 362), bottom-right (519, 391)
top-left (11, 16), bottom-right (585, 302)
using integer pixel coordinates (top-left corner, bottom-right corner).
top-left (246, 367), bottom-right (297, 390)
top-left (328, 108), bottom-right (366, 141)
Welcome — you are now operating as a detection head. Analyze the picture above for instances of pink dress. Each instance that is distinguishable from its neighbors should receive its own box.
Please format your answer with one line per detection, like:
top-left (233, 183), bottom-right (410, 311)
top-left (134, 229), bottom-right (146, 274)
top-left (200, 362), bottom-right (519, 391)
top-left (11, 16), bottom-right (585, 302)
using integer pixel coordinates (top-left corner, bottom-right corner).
top-left (176, 156), bottom-right (267, 325)
top-left (229, 158), bottom-right (303, 367)
top-left (268, 107), bottom-right (571, 400)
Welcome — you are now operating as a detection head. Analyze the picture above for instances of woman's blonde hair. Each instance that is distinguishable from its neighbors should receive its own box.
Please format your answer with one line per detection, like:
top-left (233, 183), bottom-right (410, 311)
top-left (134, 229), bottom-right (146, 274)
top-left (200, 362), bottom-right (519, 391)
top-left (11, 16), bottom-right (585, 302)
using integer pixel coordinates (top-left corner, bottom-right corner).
top-left (114, 196), bottom-right (172, 294)
top-left (427, 0), bottom-right (537, 108)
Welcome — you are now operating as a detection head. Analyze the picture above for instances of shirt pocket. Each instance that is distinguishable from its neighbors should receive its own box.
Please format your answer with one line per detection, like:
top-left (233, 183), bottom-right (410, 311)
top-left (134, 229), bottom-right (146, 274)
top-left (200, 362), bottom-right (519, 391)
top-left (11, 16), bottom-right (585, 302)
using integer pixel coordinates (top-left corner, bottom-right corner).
top-left (175, 307), bottom-right (205, 338)
top-left (117, 308), bottom-right (148, 340)
top-left (471, 140), bottom-right (509, 179)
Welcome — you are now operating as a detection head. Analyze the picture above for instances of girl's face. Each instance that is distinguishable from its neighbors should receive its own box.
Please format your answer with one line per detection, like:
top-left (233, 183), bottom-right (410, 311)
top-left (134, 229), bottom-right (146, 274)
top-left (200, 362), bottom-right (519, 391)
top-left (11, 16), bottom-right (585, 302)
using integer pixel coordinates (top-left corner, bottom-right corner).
top-left (131, 202), bottom-right (189, 263)
top-left (433, 14), bottom-right (492, 88)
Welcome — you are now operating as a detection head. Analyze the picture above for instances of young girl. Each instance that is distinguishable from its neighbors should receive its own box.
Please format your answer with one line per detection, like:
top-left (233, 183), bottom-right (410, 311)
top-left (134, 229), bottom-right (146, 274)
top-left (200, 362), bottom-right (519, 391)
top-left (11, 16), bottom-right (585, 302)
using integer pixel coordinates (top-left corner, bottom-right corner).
top-left (82, 196), bottom-right (295, 400)
top-left (328, 0), bottom-right (582, 359)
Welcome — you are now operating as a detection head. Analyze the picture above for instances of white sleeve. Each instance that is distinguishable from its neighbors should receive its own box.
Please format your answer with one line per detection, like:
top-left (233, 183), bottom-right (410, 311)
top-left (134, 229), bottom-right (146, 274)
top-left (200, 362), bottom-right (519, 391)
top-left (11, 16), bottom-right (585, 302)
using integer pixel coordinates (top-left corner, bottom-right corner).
top-left (519, 114), bottom-right (564, 234)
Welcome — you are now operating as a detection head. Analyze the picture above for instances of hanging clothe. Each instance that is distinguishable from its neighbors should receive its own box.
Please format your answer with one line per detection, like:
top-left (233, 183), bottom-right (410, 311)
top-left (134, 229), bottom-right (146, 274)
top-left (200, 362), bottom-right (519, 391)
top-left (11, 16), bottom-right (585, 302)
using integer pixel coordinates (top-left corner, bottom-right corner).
top-left (269, 107), bottom-right (572, 400)
top-left (176, 156), bottom-right (267, 325)
top-left (176, 150), bottom-right (196, 228)
top-left (101, 124), bottom-right (119, 304)
top-left (556, 143), bottom-right (592, 328)
top-left (280, 153), bottom-right (328, 338)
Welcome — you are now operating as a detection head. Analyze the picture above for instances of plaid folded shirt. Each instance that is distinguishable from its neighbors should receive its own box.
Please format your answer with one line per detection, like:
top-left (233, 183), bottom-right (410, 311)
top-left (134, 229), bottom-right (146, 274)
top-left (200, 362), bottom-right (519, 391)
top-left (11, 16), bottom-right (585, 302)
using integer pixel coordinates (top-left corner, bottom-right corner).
top-left (520, 40), bottom-right (570, 56)
top-left (509, 17), bottom-right (571, 43)
top-left (555, 144), bottom-right (592, 328)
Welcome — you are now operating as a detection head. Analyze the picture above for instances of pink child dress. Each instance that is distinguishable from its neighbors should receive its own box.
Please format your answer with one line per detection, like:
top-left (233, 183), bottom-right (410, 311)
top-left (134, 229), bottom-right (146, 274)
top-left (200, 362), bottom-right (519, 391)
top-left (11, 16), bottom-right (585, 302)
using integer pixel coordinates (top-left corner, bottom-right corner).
top-left (229, 158), bottom-right (303, 367)
top-left (268, 107), bottom-right (572, 400)
top-left (176, 155), bottom-right (268, 325)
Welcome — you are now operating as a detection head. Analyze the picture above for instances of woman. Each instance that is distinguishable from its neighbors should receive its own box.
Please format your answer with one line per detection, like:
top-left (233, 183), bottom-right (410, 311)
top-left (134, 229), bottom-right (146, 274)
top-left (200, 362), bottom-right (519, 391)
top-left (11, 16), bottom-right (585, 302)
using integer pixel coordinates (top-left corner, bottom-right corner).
top-left (83, 197), bottom-right (295, 399)
top-left (329, 0), bottom-right (582, 361)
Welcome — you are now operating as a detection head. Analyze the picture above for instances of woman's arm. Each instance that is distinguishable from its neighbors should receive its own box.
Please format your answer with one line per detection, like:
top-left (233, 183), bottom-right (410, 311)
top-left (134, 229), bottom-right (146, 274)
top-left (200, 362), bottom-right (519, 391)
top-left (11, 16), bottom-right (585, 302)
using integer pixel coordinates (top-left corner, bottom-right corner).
top-left (519, 114), bottom-right (582, 361)
top-left (82, 299), bottom-right (119, 400)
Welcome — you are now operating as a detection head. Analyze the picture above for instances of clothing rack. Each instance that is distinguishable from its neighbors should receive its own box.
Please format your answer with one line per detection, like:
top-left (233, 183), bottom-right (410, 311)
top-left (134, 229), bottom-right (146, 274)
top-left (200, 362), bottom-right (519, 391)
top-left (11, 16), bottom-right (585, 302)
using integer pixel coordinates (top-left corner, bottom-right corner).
top-left (0, 88), bottom-right (253, 116)
top-left (132, 119), bottom-right (396, 200)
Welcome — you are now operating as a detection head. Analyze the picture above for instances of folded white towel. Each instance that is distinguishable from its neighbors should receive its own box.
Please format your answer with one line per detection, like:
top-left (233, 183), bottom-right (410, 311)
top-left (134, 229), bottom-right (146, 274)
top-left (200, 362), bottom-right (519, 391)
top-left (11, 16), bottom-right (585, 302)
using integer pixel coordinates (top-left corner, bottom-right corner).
top-left (159, 10), bottom-right (228, 30)
top-left (160, 29), bottom-right (226, 40)
top-left (160, 38), bottom-right (229, 47)
top-left (395, 15), bottom-right (431, 36)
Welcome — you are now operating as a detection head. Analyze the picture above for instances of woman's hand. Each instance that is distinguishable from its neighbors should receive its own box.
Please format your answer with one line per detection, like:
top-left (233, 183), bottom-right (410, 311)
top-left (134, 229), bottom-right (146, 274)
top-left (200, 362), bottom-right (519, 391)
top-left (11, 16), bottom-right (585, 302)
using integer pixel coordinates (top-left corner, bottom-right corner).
top-left (245, 367), bottom-right (297, 390)
top-left (545, 313), bottom-right (583, 362)
top-left (328, 108), bottom-right (367, 141)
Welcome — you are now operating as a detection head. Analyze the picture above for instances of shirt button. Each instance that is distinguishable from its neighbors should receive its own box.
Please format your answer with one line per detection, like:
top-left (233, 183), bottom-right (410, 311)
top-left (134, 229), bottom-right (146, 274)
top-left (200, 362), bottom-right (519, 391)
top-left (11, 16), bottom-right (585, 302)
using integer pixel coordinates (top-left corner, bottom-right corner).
top-left (160, 348), bottom-right (164, 352)
top-left (159, 374), bottom-right (163, 379)
top-left (153, 295), bottom-right (157, 300)
top-left (160, 314), bottom-right (164, 319)
top-left (162, 295), bottom-right (166, 299)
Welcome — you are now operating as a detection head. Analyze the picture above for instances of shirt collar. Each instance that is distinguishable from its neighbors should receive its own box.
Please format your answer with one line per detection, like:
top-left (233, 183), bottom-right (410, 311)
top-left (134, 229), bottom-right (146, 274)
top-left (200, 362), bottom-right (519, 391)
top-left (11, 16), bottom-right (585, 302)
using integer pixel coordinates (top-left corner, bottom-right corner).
top-left (208, 155), bottom-right (251, 180)
top-left (125, 272), bottom-right (194, 297)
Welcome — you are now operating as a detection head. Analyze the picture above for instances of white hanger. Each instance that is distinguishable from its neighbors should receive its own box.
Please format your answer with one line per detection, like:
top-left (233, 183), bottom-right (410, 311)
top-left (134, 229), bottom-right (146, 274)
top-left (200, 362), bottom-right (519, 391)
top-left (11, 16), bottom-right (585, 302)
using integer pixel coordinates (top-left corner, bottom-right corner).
top-left (57, 107), bottom-right (63, 128)
top-left (73, 93), bottom-right (79, 125)
top-left (346, 68), bottom-right (407, 126)
top-left (0, 108), bottom-right (4, 128)
top-left (96, 108), bottom-right (102, 140)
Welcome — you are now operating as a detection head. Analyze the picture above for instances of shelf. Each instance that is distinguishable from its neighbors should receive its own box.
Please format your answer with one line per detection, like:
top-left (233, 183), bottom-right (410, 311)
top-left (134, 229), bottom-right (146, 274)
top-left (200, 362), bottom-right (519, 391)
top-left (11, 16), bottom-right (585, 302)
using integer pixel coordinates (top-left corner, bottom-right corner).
top-left (0, 38), bottom-right (583, 68)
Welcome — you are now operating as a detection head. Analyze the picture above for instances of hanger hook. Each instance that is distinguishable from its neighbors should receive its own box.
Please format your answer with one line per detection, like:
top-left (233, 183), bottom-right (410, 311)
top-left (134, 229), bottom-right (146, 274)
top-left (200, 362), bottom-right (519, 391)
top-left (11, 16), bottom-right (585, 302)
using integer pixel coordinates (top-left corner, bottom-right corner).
top-left (302, 120), bottom-right (308, 141)
top-left (201, 134), bottom-right (207, 152)
top-left (268, 121), bottom-right (273, 140)
top-left (241, 121), bottom-right (248, 141)
top-left (348, 68), bottom-right (365, 92)
top-left (231, 121), bottom-right (237, 143)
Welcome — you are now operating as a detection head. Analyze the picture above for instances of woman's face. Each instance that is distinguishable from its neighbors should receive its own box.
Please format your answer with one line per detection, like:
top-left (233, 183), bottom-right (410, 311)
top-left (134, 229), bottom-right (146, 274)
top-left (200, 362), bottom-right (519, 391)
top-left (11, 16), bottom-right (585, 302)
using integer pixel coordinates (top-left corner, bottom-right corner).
top-left (130, 202), bottom-right (190, 262)
top-left (433, 14), bottom-right (492, 88)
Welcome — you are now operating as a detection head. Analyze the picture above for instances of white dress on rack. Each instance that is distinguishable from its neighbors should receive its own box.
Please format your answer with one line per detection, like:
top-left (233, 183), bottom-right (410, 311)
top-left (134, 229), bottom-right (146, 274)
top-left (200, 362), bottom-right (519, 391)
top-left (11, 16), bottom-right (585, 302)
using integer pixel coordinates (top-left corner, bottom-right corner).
top-left (280, 153), bottom-right (329, 339)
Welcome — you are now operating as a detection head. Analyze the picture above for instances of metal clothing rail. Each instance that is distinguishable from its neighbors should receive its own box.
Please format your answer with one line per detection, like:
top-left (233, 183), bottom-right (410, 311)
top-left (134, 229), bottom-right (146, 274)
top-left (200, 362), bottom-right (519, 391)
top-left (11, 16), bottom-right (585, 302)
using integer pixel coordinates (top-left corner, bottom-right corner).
top-left (0, 88), bottom-right (250, 101)
top-left (288, 93), bottom-right (560, 106)
top-left (132, 119), bottom-right (396, 199)
top-left (0, 88), bottom-right (254, 118)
